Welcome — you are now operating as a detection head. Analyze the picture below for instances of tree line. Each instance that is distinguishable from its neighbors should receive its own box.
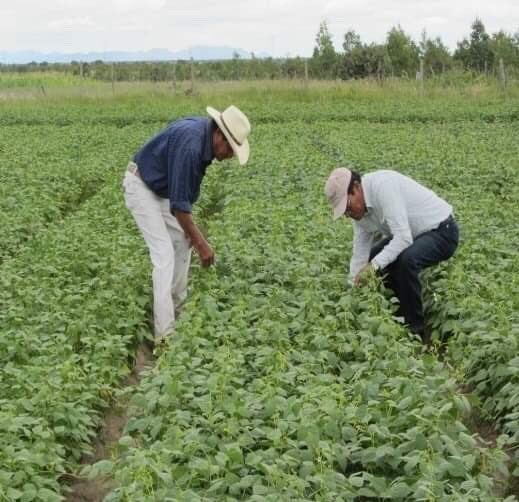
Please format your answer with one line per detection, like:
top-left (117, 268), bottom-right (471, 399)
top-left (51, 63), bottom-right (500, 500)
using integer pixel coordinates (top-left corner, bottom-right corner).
top-left (313, 18), bottom-right (519, 79)
top-left (1, 18), bottom-right (518, 82)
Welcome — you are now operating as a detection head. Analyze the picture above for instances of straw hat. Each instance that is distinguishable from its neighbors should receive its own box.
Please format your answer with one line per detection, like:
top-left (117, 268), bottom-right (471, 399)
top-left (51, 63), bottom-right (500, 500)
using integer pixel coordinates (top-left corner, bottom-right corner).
top-left (207, 105), bottom-right (251, 165)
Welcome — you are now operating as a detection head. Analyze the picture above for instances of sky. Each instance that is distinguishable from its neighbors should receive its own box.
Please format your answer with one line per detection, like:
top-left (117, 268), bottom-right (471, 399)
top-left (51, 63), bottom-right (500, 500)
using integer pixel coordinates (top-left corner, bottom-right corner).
top-left (2, 0), bottom-right (518, 56)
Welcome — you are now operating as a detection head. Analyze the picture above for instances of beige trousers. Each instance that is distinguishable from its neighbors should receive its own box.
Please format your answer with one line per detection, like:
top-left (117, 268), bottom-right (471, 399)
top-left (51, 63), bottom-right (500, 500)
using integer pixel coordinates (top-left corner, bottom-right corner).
top-left (122, 163), bottom-right (191, 338)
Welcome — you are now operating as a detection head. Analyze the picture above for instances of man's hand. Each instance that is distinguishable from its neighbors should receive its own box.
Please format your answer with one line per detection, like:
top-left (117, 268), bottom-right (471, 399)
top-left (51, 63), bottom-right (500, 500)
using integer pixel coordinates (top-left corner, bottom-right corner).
top-left (354, 263), bottom-right (375, 287)
top-left (194, 237), bottom-right (215, 267)
top-left (173, 210), bottom-right (215, 267)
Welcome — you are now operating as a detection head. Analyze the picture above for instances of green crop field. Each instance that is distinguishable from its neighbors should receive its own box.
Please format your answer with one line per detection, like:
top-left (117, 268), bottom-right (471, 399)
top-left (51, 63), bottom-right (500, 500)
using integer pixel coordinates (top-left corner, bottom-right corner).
top-left (0, 75), bottom-right (518, 501)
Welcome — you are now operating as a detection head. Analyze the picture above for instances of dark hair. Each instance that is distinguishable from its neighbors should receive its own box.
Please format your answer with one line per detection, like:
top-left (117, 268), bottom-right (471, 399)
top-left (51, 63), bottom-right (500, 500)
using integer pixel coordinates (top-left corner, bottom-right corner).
top-left (347, 170), bottom-right (362, 194)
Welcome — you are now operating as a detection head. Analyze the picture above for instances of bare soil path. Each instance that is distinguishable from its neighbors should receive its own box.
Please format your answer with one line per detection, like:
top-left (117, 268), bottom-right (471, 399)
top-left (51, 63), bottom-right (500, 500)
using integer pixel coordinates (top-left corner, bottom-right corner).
top-left (63, 344), bottom-right (154, 501)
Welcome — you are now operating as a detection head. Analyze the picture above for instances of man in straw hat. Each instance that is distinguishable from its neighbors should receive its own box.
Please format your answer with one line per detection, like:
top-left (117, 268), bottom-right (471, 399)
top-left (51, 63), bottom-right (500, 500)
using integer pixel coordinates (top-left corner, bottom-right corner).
top-left (325, 168), bottom-right (459, 344)
top-left (123, 105), bottom-right (251, 342)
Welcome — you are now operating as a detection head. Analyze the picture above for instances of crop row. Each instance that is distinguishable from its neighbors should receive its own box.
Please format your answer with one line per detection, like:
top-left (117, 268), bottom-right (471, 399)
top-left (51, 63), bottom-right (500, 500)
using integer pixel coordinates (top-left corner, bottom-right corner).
top-left (319, 120), bottom-right (519, 432)
top-left (1, 91), bottom-right (517, 499)
top-left (424, 178), bottom-right (518, 474)
top-left (425, 224), bottom-right (519, 473)
top-left (104, 123), bottom-right (512, 500)
top-left (314, 119), bottom-right (519, 484)
top-left (0, 171), bottom-right (152, 500)
top-left (0, 123), bottom-right (158, 262)
top-left (0, 88), bottom-right (517, 128)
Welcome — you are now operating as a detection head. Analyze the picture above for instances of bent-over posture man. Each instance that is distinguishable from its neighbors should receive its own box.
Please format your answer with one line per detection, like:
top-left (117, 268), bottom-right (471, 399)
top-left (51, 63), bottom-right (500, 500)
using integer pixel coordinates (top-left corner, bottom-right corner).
top-left (325, 168), bottom-right (459, 343)
top-left (123, 105), bottom-right (251, 341)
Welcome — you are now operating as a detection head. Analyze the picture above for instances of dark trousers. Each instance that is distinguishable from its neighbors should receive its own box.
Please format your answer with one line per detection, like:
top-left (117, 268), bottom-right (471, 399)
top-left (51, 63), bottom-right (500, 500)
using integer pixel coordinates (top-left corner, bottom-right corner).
top-left (369, 216), bottom-right (459, 335)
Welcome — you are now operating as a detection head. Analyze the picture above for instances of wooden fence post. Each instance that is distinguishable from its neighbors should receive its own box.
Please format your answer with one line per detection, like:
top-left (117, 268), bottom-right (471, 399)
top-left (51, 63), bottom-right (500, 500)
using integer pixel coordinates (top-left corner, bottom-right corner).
top-left (111, 63), bottom-right (115, 94)
top-left (190, 57), bottom-right (195, 94)
top-left (418, 58), bottom-right (424, 96)
top-left (377, 59), bottom-right (384, 85)
top-left (498, 58), bottom-right (506, 91)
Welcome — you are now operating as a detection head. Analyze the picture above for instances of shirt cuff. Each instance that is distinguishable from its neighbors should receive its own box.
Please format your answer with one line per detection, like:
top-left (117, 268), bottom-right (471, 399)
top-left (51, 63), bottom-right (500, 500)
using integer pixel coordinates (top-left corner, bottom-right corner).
top-left (170, 200), bottom-right (192, 213)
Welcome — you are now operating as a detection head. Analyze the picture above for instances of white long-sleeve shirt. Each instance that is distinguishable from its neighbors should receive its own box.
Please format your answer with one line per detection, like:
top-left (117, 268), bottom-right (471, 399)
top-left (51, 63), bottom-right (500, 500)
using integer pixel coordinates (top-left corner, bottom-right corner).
top-left (349, 170), bottom-right (453, 280)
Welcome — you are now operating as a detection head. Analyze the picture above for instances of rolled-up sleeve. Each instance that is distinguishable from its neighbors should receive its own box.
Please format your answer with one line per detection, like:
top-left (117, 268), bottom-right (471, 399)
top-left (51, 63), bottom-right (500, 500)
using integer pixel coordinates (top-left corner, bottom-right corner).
top-left (370, 187), bottom-right (413, 270)
top-left (349, 222), bottom-right (374, 281)
top-left (168, 146), bottom-right (200, 214)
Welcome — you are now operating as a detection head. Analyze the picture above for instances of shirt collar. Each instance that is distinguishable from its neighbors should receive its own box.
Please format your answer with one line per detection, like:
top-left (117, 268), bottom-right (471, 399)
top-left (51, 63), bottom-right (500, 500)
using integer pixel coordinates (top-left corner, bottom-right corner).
top-left (362, 175), bottom-right (373, 211)
top-left (202, 118), bottom-right (215, 164)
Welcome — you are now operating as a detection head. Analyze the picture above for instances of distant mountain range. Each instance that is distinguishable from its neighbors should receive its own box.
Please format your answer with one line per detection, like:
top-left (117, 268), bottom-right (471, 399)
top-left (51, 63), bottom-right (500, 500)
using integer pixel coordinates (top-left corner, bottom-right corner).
top-left (0, 46), bottom-right (271, 64)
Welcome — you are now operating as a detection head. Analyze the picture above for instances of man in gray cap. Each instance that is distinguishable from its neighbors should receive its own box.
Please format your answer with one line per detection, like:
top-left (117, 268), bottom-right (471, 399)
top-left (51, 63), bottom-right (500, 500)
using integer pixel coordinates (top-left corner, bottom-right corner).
top-left (123, 105), bottom-right (251, 342)
top-left (325, 167), bottom-right (459, 343)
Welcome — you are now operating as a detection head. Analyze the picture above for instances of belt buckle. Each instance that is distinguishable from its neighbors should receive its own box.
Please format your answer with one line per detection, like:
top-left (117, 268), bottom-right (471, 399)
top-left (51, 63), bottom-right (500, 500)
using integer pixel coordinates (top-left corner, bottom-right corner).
top-left (127, 162), bottom-right (139, 176)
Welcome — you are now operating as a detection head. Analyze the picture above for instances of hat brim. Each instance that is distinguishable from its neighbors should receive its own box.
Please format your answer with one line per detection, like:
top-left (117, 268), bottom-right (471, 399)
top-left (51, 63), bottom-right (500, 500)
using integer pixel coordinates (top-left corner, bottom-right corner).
top-left (207, 106), bottom-right (250, 165)
top-left (332, 193), bottom-right (348, 220)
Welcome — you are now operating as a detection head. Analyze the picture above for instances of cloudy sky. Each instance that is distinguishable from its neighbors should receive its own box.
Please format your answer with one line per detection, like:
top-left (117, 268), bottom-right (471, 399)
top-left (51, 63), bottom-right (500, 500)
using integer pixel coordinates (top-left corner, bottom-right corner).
top-left (2, 0), bottom-right (518, 56)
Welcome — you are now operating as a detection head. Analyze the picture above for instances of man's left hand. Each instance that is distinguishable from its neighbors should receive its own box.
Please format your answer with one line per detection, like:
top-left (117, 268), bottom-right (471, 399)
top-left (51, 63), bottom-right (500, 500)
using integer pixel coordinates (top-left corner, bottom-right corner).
top-left (354, 263), bottom-right (375, 287)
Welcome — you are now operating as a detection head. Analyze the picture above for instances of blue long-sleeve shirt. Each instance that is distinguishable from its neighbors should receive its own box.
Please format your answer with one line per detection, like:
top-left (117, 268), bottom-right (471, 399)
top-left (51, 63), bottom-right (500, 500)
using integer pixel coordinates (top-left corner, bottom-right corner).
top-left (133, 117), bottom-right (214, 213)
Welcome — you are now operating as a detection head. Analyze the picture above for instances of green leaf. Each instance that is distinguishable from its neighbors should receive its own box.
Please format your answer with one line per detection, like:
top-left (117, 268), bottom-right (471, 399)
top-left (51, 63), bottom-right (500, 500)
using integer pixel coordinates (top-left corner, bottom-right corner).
top-left (7, 488), bottom-right (24, 500)
top-left (36, 489), bottom-right (62, 502)
top-left (93, 459), bottom-right (114, 476)
top-left (388, 483), bottom-right (412, 498)
top-left (349, 474), bottom-right (364, 488)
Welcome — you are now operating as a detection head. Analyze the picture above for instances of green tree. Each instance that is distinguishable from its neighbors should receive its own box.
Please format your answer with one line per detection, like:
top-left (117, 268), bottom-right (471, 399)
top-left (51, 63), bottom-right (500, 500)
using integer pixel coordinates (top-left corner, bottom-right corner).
top-left (469, 18), bottom-right (493, 72)
top-left (339, 41), bottom-right (390, 80)
top-left (454, 38), bottom-right (470, 69)
top-left (419, 30), bottom-right (452, 75)
top-left (232, 51), bottom-right (241, 80)
top-left (340, 29), bottom-right (364, 79)
top-left (454, 18), bottom-right (493, 72)
top-left (490, 30), bottom-right (519, 67)
top-left (343, 29), bottom-right (362, 53)
top-left (386, 25), bottom-right (420, 77)
top-left (311, 20), bottom-right (337, 78)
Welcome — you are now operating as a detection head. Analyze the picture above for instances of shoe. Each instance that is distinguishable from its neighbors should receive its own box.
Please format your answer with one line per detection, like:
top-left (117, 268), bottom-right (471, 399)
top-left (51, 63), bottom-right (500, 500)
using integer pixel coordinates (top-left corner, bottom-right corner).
top-left (154, 328), bottom-right (174, 345)
top-left (421, 329), bottom-right (431, 345)
top-left (410, 325), bottom-right (430, 345)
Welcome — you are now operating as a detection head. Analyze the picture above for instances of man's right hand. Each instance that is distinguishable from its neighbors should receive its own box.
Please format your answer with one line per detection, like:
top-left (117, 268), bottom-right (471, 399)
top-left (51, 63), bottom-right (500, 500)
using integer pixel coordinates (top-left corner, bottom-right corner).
top-left (173, 210), bottom-right (215, 267)
top-left (194, 238), bottom-right (215, 267)
top-left (354, 263), bottom-right (375, 287)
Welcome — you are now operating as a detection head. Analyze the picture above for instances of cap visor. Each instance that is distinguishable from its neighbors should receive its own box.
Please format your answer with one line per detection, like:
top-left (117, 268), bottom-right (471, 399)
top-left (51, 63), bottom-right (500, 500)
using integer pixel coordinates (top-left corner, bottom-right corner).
top-left (332, 195), bottom-right (348, 220)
